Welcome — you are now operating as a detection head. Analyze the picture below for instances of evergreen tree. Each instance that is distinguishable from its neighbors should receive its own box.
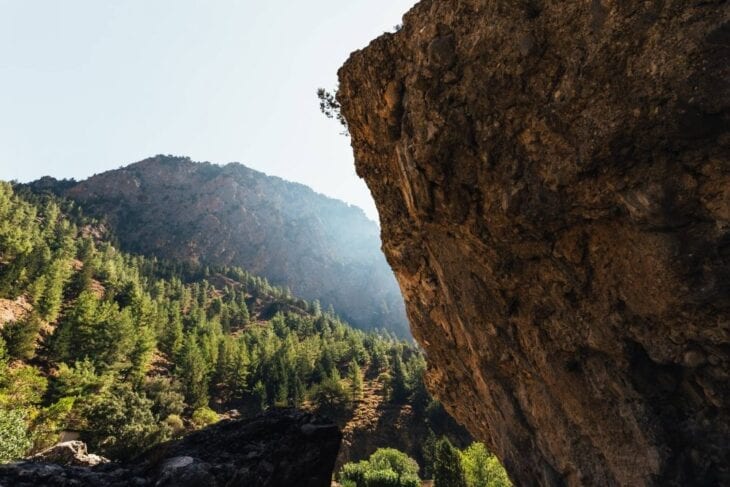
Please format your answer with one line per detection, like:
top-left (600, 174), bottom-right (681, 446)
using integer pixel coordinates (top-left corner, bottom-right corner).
top-left (349, 359), bottom-right (364, 401)
top-left (390, 352), bottom-right (409, 403)
top-left (162, 307), bottom-right (184, 359)
top-left (433, 438), bottom-right (467, 487)
top-left (2, 313), bottom-right (42, 360)
top-left (177, 334), bottom-right (209, 409)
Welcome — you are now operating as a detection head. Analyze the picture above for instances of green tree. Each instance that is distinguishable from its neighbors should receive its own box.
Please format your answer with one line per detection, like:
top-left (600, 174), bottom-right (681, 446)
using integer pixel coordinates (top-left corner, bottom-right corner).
top-left (339, 448), bottom-right (420, 487)
top-left (433, 438), bottom-right (467, 487)
top-left (349, 359), bottom-right (364, 401)
top-left (82, 383), bottom-right (165, 460)
top-left (312, 372), bottom-right (348, 415)
top-left (162, 307), bottom-right (184, 358)
top-left (389, 352), bottom-right (409, 403)
top-left (177, 334), bottom-right (210, 409)
top-left (2, 313), bottom-right (42, 359)
top-left (461, 442), bottom-right (511, 487)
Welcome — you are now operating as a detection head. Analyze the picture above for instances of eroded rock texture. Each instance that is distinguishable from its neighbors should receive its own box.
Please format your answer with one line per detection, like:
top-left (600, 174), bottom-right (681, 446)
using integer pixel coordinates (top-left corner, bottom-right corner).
top-left (0, 410), bottom-right (341, 487)
top-left (338, 1), bottom-right (729, 485)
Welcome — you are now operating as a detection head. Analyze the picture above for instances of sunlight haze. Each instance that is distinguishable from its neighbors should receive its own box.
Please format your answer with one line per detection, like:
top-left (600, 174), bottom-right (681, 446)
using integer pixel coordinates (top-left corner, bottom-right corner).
top-left (0, 0), bottom-right (417, 220)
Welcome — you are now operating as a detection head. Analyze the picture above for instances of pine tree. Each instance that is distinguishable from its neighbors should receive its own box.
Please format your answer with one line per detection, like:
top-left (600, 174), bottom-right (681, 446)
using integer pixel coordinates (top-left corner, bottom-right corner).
top-left (348, 359), bottom-right (363, 401)
top-left (2, 313), bottom-right (42, 360)
top-left (390, 352), bottom-right (409, 403)
top-left (162, 307), bottom-right (184, 359)
top-left (177, 334), bottom-right (209, 409)
top-left (433, 438), bottom-right (467, 487)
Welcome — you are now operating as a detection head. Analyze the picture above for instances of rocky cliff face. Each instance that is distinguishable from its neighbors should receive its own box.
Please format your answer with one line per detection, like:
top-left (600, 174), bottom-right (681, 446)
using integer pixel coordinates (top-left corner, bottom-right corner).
top-left (338, 1), bottom-right (729, 485)
top-left (0, 410), bottom-right (341, 487)
top-left (32, 156), bottom-right (407, 335)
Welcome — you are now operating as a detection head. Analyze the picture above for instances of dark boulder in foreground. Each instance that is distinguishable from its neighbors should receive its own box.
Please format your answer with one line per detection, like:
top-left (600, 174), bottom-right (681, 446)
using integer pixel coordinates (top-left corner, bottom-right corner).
top-left (338, 0), bottom-right (729, 485)
top-left (0, 409), bottom-right (341, 487)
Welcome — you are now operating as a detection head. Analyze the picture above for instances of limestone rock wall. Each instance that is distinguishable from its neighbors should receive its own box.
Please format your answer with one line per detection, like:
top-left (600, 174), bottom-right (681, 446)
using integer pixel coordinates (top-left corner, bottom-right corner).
top-left (338, 1), bottom-right (729, 485)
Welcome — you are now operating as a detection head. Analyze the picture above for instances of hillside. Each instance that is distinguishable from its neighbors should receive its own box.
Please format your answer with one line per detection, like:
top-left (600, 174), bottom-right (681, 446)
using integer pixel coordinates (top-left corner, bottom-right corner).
top-left (0, 181), bottom-right (473, 477)
top-left (29, 155), bottom-right (409, 336)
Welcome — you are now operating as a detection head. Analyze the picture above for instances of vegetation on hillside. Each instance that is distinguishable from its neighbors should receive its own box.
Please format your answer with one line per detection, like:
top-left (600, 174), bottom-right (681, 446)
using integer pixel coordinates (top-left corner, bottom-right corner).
top-left (0, 182), bottom-right (431, 461)
top-left (0, 181), bottom-right (509, 484)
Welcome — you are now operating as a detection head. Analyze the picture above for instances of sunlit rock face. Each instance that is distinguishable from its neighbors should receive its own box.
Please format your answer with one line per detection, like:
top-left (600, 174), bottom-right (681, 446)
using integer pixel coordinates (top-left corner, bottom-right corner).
top-left (338, 1), bottom-right (729, 485)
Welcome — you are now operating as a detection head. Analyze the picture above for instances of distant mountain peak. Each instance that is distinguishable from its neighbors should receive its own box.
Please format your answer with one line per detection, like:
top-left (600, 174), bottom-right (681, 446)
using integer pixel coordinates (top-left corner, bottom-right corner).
top-left (31, 156), bottom-right (408, 336)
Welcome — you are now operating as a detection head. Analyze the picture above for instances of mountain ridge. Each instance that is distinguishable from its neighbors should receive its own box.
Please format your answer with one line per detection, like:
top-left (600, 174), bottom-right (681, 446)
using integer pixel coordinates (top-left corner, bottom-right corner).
top-left (29, 155), bottom-right (408, 336)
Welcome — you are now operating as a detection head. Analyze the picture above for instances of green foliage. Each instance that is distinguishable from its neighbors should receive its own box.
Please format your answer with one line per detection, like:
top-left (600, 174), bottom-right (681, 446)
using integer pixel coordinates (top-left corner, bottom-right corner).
top-left (2, 313), bottom-right (42, 359)
top-left (339, 448), bottom-right (421, 487)
top-left (30, 397), bottom-right (75, 451)
top-left (0, 408), bottom-right (31, 462)
top-left (312, 372), bottom-right (348, 415)
top-left (143, 377), bottom-right (185, 419)
top-left (82, 383), bottom-right (166, 460)
top-left (349, 359), bottom-right (363, 401)
top-left (433, 438), bottom-right (467, 487)
top-left (369, 448), bottom-right (420, 478)
top-left (177, 334), bottom-right (209, 409)
top-left (461, 443), bottom-right (511, 487)
top-left (0, 183), bottom-right (439, 461)
top-left (191, 406), bottom-right (219, 428)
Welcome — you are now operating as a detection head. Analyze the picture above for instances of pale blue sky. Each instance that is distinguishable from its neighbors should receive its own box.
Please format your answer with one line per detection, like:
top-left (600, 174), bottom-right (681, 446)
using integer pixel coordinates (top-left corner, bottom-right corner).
top-left (0, 0), bottom-right (416, 220)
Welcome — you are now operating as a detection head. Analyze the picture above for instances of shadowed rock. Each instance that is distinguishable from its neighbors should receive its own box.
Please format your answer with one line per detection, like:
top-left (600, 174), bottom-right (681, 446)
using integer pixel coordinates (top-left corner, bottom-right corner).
top-left (0, 409), bottom-right (341, 487)
top-left (338, 0), bottom-right (729, 485)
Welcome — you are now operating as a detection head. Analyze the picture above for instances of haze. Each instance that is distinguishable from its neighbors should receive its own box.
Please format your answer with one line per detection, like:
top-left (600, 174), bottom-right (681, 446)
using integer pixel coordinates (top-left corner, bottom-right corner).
top-left (0, 0), bottom-right (416, 221)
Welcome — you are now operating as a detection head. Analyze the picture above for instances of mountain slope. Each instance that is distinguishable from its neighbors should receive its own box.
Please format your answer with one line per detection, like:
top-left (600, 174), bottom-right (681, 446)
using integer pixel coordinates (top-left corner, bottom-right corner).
top-left (32, 155), bottom-right (408, 336)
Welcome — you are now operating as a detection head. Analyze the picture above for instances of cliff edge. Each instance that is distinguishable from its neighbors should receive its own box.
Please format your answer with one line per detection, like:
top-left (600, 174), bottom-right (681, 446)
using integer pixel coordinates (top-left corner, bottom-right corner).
top-left (338, 1), bottom-right (729, 485)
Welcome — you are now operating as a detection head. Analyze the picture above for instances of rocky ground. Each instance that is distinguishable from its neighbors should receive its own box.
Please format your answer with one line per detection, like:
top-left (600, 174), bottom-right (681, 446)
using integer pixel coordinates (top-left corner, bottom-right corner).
top-left (0, 409), bottom-right (341, 487)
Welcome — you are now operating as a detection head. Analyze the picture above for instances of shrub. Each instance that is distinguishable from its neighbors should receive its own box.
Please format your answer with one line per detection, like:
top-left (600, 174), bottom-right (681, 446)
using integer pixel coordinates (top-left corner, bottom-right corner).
top-left (191, 406), bottom-right (219, 428)
top-left (164, 414), bottom-right (185, 437)
top-left (364, 469), bottom-right (399, 487)
top-left (82, 383), bottom-right (165, 460)
top-left (0, 408), bottom-right (31, 462)
top-left (338, 448), bottom-right (421, 487)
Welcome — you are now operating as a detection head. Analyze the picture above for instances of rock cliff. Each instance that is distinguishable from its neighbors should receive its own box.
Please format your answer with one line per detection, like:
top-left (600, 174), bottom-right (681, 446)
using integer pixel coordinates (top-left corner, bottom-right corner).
top-left (338, 1), bottom-right (729, 485)
top-left (31, 156), bottom-right (408, 336)
top-left (0, 409), bottom-right (341, 487)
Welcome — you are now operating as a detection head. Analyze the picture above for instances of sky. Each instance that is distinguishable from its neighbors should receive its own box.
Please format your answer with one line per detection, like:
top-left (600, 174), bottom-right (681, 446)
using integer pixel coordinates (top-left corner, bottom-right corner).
top-left (0, 0), bottom-right (416, 221)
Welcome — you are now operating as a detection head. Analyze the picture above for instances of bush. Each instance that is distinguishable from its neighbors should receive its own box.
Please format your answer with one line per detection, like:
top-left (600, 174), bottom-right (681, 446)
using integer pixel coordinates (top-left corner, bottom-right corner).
top-left (0, 408), bottom-right (31, 462)
top-left (164, 414), bottom-right (185, 437)
top-left (191, 406), bottom-right (219, 428)
top-left (82, 384), bottom-right (165, 460)
top-left (368, 448), bottom-right (419, 478)
top-left (364, 469), bottom-right (400, 487)
top-left (338, 448), bottom-right (421, 487)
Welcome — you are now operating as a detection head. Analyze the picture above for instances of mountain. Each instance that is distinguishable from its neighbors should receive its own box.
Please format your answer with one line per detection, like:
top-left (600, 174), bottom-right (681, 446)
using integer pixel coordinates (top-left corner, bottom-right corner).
top-left (31, 155), bottom-right (408, 336)
top-left (339, 1), bottom-right (729, 486)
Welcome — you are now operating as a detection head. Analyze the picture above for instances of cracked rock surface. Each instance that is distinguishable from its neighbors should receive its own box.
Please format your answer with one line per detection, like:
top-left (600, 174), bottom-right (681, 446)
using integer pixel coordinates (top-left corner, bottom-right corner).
top-left (338, 1), bottom-right (729, 485)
